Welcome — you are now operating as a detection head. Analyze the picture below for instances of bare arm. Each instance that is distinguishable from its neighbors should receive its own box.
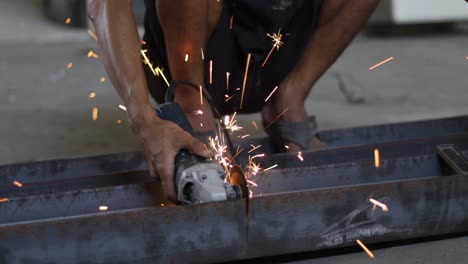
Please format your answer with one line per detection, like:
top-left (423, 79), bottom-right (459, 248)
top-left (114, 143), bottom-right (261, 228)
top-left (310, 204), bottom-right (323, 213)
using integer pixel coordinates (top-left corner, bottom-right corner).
top-left (87, 0), bottom-right (211, 201)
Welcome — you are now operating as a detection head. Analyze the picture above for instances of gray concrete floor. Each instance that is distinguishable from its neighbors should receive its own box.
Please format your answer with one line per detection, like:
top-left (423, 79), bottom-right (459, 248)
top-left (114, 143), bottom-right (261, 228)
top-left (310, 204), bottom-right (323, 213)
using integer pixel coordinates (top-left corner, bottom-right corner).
top-left (0, 0), bottom-right (467, 263)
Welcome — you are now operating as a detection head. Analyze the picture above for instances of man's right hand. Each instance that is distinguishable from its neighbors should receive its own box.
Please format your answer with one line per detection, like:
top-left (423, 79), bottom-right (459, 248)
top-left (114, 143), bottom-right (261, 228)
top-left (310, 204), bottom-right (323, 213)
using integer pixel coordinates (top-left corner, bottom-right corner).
top-left (129, 106), bottom-right (212, 202)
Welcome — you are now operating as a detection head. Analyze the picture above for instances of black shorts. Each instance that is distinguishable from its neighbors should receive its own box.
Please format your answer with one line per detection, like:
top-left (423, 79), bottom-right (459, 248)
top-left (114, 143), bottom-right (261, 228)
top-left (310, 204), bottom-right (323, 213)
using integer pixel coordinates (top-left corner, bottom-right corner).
top-left (143, 0), bottom-right (323, 115)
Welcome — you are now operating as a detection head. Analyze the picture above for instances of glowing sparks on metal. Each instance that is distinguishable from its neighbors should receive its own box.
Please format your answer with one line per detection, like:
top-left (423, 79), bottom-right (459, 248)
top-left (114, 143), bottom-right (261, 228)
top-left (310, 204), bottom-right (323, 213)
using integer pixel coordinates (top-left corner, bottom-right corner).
top-left (141, 49), bottom-right (170, 87)
top-left (0, 198), bottom-right (8, 203)
top-left (240, 53), bottom-right (251, 109)
top-left (119, 104), bottom-right (127, 111)
top-left (13, 181), bottom-right (22, 188)
top-left (356, 240), bottom-right (375, 259)
top-left (264, 107), bottom-right (289, 129)
top-left (224, 112), bottom-right (243, 132)
top-left (374, 148), bottom-right (380, 168)
top-left (248, 144), bottom-right (262, 153)
top-left (262, 29), bottom-right (284, 67)
top-left (265, 86), bottom-right (278, 102)
top-left (369, 198), bottom-right (388, 212)
top-left (92, 107), bottom-right (98, 121)
top-left (99, 206), bottom-right (108, 211)
top-left (252, 121), bottom-right (259, 131)
top-left (263, 164), bottom-right (278, 171)
top-left (87, 51), bottom-right (98, 59)
top-left (369, 56), bottom-right (394, 70)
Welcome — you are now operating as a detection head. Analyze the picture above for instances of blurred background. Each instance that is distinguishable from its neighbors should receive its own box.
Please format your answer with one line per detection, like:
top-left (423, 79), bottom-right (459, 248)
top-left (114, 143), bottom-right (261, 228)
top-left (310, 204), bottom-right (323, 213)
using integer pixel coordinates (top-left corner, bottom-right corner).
top-left (0, 1), bottom-right (467, 262)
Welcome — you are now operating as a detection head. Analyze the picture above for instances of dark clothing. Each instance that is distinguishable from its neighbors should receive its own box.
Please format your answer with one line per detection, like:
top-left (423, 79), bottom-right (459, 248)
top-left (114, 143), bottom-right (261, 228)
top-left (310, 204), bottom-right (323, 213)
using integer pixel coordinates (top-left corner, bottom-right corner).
top-left (143, 0), bottom-right (323, 115)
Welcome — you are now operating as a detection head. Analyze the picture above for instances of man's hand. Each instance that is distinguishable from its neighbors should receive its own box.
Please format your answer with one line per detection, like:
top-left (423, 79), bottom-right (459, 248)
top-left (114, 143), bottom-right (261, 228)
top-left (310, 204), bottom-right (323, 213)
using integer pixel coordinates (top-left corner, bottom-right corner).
top-left (129, 106), bottom-right (212, 202)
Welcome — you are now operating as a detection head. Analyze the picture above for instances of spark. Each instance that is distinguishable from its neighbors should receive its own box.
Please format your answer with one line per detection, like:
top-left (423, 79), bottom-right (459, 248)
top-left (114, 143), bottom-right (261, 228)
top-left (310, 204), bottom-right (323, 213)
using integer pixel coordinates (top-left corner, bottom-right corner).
top-left (356, 240), bottom-right (375, 259)
top-left (225, 94), bottom-right (235, 102)
top-left (119, 104), bottom-right (127, 111)
top-left (247, 180), bottom-right (258, 187)
top-left (199, 85), bottom-right (204, 105)
top-left (240, 134), bottom-right (250, 139)
top-left (99, 77), bottom-right (106, 83)
top-left (141, 49), bottom-right (170, 87)
top-left (201, 48), bottom-right (205, 60)
top-left (369, 56), bottom-right (394, 70)
top-left (88, 30), bottom-right (97, 41)
top-left (87, 51), bottom-right (99, 59)
top-left (262, 29), bottom-right (284, 67)
top-left (194, 109), bottom-right (204, 115)
top-left (65, 18), bottom-right (71, 24)
top-left (229, 16), bottom-right (233, 30)
top-left (184, 54), bottom-right (189, 62)
top-left (0, 198), bottom-right (8, 203)
top-left (297, 151), bottom-right (304, 161)
top-left (200, 123), bottom-right (204, 127)
top-left (265, 86), bottom-right (279, 102)
top-left (92, 107), bottom-right (98, 121)
top-left (160, 203), bottom-right (165, 206)
top-left (248, 144), bottom-right (262, 153)
top-left (226, 72), bottom-right (230, 90)
top-left (224, 112), bottom-right (243, 132)
top-left (99, 205), bottom-right (108, 211)
top-left (156, 67), bottom-right (170, 87)
top-left (231, 147), bottom-right (244, 160)
top-left (263, 164), bottom-right (278, 171)
top-left (13, 181), bottom-right (22, 188)
top-left (285, 145), bottom-right (289, 149)
top-left (66, 63), bottom-right (73, 69)
top-left (251, 154), bottom-right (265, 159)
top-left (208, 136), bottom-right (229, 168)
top-left (240, 53), bottom-right (251, 109)
top-left (89, 92), bottom-right (96, 99)
top-left (264, 107), bottom-right (289, 129)
top-left (209, 60), bottom-right (213, 84)
top-left (369, 198), bottom-right (388, 212)
top-left (247, 156), bottom-right (261, 176)
top-left (116, 119), bottom-right (123, 124)
top-left (252, 121), bottom-right (259, 130)
top-left (141, 40), bottom-right (147, 45)
top-left (374, 148), bottom-right (380, 168)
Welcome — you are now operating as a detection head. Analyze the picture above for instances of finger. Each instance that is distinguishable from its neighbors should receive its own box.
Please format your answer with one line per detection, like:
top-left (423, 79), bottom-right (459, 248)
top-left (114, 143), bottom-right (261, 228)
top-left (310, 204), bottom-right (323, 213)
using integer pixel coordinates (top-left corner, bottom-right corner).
top-left (181, 133), bottom-right (213, 158)
top-left (156, 150), bottom-right (178, 202)
top-left (144, 150), bottom-right (158, 178)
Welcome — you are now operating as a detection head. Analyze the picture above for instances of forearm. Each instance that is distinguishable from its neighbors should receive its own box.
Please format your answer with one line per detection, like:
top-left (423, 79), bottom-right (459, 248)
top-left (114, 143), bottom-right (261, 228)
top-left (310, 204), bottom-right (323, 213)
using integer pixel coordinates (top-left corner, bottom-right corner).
top-left (281, 0), bottom-right (379, 95)
top-left (88, 0), bottom-right (154, 124)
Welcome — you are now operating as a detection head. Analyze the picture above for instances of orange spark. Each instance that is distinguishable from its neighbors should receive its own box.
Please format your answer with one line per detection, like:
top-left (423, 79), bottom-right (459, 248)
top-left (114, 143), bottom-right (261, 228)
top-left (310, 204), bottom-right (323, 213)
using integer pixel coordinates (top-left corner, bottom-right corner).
top-left (65, 18), bottom-right (71, 24)
top-left (99, 77), bottom-right (106, 83)
top-left (229, 16), bottom-right (234, 30)
top-left (141, 50), bottom-right (171, 87)
top-left (66, 63), bottom-right (73, 69)
top-left (240, 53), bottom-right (251, 109)
top-left (13, 181), bottom-right (22, 188)
top-left (116, 120), bottom-right (123, 124)
top-left (201, 48), bottom-right (205, 60)
top-left (252, 121), bottom-right (259, 131)
top-left (209, 60), bottom-right (213, 84)
top-left (226, 72), bottom-right (230, 91)
top-left (92, 107), bottom-right (98, 121)
top-left (374, 149), bottom-right (380, 168)
top-left (184, 54), bottom-right (189, 62)
top-left (297, 151), bottom-right (304, 162)
top-left (0, 198), bottom-right (8, 203)
top-left (199, 85), bottom-right (204, 105)
top-left (265, 86), bottom-right (279, 102)
top-left (369, 56), bottom-right (394, 70)
top-left (262, 30), bottom-right (284, 67)
top-left (248, 144), bottom-right (262, 153)
top-left (263, 164), bottom-right (278, 171)
top-left (99, 205), bottom-right (108, 211)
top-left (89, 92), bottom-right (96, 99)
top-left (356, 240), bottom-right (375, 259)
top-left (87, 30), bottom-right (97, 42)
top-left (264, 107), bottom-right (289, 129)
top-left (87, 51), bottom-right (99, 59)
top-left (369, 198), bottom-right (388, 212)
top-left (225, 94), bottom-right (235, 102)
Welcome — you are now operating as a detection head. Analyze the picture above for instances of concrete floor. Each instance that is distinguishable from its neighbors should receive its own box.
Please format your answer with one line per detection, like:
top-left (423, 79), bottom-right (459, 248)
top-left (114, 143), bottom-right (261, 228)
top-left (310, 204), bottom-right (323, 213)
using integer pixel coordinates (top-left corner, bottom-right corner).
top-left (0, 0), bottom-right (467, 263)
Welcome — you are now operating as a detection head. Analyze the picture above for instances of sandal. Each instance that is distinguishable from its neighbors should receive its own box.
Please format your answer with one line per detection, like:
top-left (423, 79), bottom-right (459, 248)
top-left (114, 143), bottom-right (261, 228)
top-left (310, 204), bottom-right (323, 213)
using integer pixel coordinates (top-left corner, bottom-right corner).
top-left (264, 115), bottom-right (326, 152)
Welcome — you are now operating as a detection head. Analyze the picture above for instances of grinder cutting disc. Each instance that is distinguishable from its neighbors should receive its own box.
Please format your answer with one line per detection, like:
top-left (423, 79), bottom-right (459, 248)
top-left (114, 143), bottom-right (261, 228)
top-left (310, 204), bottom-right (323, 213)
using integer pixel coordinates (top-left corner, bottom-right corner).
top-left (227, 164), bottom-right (249, 199)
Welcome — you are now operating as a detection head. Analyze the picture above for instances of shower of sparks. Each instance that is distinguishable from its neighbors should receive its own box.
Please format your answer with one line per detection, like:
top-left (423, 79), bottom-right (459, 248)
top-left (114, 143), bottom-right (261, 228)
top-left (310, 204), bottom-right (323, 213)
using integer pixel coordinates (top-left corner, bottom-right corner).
top-left (264, 164), bottom-right (278, 171)
top-left (247, 156), bottom-right (261, 176)
top-left (0, 198), bottom-right (8, 203)
top-left (194, 109), bottom-right (204, 115)
top-left (252, 121), bottom-right (259, 131)
top-left (369, 56), bottom-right (394, 70)
top-left (116, 120), bottom-right (123, 124)
top-left (209, 60), bottom-right (213, 84)
top-left (141, 49), bottom-right (170, 87)
top-left (67, 63), bottom-right (73, 69)
top-left (184, 54), bottom-right (189, 62)
top-left (297, 151), bottom-right (304, 161)
top-left (65, 18), bottom-right (71, 24)
top-left (201, 48), bottom-right (205, 60)
top-left (262, 30), bottom-right (284, 67)
top-left (119, 104), bottom-right (127, 111)
top-left (13, 181), bottom-right (22, 188)
top-left (87, 51), bottom-right (99, 59)
top-left (229, 16), bottom-right (234, 30)
top-left (265, 86), bottom-right (279, 102)
top-left (240, 53), bottom-right (252, 109)
top-left (209, 136), bottom-right (229, 168)
top-left (92, 107), bottom-right (98, 121)
top-left (88, 30), bottom-right (97, 42)
top-left (199, 86), bottom-right (204, 105)
top-left (226, 72), bottom-right (230, 90)
top-left (264, 107), bottom-right (289, 129)
top-left (374, 148), bottom-right (380, 168)
top-left (248, 144), bottom-right (262, 153)
top-left (89, 92), bottom-right (96, 99)
top-left (99, 77), bottom-right (106, 83)
top-left (369, 198), bottom-right (388, 212)
top-left (224, 112), bottom-right (243, 132)
top-left (356, 240), bottom-right (375, 259)
top-left (99, 205), bottom-right (108, 211)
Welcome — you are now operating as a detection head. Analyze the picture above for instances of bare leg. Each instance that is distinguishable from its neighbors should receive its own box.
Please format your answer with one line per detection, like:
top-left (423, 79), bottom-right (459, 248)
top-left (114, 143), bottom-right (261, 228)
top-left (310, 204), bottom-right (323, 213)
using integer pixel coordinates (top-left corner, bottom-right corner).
top-left (157, 0), bottom-right (222, 131)
top-left (262, 0), bottom-right (379, 152)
